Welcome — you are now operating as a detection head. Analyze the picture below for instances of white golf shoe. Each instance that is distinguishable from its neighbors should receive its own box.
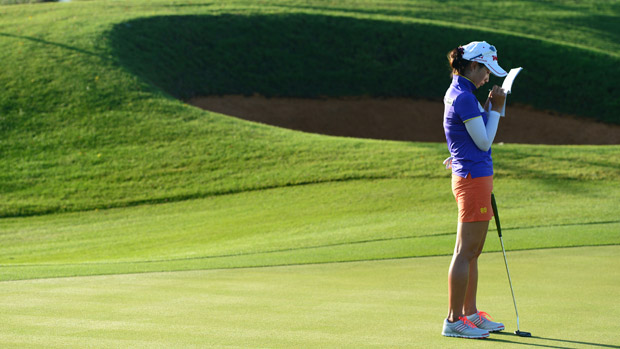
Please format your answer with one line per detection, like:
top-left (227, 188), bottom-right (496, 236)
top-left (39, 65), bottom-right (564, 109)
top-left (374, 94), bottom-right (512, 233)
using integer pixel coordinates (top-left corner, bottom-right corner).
top-left (466, 311), bottom-right (505, 332)
top-left (442, 317), bottom-right (489, 339)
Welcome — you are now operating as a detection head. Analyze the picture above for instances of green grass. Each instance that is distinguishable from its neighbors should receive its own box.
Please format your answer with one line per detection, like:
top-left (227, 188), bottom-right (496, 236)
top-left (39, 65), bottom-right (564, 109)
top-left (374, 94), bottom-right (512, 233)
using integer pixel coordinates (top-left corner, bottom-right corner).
top-left (1, 0), bottom-right (619, 347)
top-left (0, 0), bottom-right (54, 4)
top-left (2, 246), bottom-right (619, 347)
top-left (1, 0), bottom-right (620, 217)
top-left (109, 12), bottom-right (620, 119)
top-left (2, 177), bottom-right (620, 281)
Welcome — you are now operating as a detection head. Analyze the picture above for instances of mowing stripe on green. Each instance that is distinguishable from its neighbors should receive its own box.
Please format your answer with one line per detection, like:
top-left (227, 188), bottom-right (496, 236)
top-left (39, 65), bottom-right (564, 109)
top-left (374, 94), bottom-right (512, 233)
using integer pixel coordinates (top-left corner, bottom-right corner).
top-left (1, 246), bottom-right (618, 348)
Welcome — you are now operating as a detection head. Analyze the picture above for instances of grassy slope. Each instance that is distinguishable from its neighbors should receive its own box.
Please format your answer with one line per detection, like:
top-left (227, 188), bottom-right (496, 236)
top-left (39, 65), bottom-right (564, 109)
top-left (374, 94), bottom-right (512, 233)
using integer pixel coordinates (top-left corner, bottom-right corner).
top-left (1, 0), bottom-right (619, 217)
top-left (299, 0), bottom-right (620, 58)
top-left (0, 0), bottom-right (617, 276)
top-left (2, 177), bottom-right (620, 281)
top-left (109, 11), bottom-right (620, 119)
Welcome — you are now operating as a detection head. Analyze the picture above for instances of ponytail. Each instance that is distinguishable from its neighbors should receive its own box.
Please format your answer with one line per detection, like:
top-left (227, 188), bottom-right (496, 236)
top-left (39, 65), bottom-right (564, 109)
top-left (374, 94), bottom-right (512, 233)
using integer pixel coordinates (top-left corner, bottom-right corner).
top-left (448, 46), bottom-right (470, 77)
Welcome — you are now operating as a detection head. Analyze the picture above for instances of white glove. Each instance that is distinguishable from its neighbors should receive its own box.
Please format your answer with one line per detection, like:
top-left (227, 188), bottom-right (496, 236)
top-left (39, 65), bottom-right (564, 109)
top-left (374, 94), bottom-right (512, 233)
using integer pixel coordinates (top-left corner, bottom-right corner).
top-left (443, 156), bottom-right (453, 170)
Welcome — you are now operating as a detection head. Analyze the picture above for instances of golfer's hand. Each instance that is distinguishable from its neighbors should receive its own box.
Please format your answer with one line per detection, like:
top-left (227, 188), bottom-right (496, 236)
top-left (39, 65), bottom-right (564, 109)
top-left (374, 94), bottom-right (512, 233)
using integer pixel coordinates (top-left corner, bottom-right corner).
top-left (488, 85), bottom-right (506, 113)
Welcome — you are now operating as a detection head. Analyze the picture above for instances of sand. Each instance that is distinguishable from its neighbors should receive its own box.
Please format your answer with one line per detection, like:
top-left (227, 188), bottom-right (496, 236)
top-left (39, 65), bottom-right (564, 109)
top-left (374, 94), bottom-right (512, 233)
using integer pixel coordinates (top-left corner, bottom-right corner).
top-left (188, 96), bottom-right (620, 145)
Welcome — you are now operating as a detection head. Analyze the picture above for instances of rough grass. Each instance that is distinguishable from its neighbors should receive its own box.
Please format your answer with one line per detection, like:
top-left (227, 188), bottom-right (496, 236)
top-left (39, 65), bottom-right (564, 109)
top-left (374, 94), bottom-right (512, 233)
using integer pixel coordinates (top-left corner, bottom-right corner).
top-left (1, 0), bottom-right (620, 217)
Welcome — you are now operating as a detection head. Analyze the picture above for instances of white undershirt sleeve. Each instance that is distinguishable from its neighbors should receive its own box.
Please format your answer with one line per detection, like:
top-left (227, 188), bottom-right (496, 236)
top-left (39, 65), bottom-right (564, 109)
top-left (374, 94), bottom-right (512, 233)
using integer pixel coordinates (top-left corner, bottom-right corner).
top-left (464, 111), bottom-right (501, 152)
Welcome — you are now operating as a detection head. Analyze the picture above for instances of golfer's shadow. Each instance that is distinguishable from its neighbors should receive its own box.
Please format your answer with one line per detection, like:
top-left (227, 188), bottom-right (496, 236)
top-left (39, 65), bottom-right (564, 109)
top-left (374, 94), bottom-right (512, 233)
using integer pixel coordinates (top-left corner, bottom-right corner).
top-left (489, 332), bottom-right (619, 349)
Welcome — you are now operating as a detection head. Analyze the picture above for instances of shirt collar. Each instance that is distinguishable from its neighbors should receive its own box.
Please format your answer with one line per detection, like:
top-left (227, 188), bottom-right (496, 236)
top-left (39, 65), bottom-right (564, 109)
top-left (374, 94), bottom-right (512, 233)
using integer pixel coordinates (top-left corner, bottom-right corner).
top-left (453, 74), bottom-right (477, 92)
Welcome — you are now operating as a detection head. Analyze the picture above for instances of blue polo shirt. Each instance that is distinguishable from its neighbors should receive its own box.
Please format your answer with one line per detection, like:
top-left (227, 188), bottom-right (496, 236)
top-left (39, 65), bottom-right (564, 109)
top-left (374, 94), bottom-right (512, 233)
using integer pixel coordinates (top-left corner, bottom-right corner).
top-left (443, 75), bottom-right (493, 178)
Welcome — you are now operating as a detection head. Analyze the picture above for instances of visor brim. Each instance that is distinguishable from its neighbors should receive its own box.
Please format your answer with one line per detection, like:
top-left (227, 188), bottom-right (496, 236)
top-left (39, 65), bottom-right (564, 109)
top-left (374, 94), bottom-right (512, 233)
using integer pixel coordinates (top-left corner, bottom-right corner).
top-left (485, 62), bottom-right (507, 77)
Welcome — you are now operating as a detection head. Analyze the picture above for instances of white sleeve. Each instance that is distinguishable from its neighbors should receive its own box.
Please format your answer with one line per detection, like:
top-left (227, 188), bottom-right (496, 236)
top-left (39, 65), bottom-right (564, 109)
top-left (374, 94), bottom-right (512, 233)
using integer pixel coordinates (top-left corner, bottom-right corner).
top-left (464, 111), bottom-right (501, 152)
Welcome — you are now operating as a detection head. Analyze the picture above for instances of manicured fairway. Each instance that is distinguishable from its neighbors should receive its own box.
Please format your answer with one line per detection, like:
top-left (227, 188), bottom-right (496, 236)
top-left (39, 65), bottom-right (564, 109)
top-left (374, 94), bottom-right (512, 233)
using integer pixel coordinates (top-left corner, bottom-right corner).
top-left (1, 246), bottom-right (618, 348)
top-left (3, 178), bottom-right (619, 281)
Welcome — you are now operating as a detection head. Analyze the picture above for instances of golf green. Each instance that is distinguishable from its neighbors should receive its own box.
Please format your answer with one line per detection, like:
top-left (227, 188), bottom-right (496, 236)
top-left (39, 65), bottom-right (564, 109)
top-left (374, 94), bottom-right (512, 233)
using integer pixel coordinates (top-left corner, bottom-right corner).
top-left (1, 245), bottom-right (618, 348)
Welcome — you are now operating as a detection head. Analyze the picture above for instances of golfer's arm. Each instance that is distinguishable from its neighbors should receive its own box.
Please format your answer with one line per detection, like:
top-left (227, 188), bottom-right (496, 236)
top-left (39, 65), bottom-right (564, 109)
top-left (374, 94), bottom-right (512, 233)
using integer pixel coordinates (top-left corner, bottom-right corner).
top-left (464, 111), bottom-right (501, 151)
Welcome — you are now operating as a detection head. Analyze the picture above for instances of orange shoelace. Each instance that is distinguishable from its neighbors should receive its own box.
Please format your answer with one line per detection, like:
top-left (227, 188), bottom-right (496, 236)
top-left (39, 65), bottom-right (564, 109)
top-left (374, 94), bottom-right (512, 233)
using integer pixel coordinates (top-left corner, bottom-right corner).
top-left (459, 316), bottom-right (478, 328)
top-left (477, 311), bottom-right (495, 322)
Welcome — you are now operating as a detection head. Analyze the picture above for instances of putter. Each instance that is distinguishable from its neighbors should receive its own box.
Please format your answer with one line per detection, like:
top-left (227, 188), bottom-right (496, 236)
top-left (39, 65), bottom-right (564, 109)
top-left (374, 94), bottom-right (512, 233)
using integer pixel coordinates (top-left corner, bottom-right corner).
top-left (491, 193), bottom-right (532, 337)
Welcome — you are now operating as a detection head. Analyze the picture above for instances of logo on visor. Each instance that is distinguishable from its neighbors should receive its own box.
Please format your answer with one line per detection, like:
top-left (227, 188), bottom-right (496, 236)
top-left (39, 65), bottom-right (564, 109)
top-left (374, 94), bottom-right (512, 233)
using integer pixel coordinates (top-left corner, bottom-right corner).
top-left (492, 55), bottom-right (498, 61)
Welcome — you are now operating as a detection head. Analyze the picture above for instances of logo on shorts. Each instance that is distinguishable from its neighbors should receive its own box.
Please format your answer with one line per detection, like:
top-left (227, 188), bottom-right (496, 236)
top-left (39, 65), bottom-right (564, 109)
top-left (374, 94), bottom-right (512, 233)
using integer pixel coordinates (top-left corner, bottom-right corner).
top-left (480, 207), bottom-right (488, 214)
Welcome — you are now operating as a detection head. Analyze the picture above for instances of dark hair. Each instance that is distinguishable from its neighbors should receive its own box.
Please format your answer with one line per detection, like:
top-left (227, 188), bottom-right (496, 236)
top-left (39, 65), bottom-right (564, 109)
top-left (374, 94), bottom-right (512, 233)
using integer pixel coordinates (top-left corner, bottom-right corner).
top-left (447, 46), bottom-right (472, 77)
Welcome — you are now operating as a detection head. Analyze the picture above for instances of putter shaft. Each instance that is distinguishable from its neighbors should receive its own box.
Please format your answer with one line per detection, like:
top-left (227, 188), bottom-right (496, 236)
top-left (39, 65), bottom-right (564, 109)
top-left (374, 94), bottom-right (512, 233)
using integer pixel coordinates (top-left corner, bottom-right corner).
top-left (499, 234), bottom-right (520, 331)
top-left (491, 193), bottom-right (527, 335)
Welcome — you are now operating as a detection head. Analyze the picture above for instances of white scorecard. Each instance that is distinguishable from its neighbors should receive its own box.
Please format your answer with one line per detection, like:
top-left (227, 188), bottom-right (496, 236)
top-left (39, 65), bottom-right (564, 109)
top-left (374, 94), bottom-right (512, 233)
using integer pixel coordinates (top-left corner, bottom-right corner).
top-left (502, 67), bottom-right (523, 94)
top-left (499, 67), bottom-right (523, 116)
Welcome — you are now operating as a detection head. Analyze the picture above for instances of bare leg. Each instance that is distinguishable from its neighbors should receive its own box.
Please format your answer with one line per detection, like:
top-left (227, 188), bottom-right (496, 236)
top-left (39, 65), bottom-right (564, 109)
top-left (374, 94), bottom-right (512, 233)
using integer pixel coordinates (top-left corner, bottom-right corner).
top-left (463, 224), bottom-right (488, 316)
top-left (447, 221), bottom-right (489, 322)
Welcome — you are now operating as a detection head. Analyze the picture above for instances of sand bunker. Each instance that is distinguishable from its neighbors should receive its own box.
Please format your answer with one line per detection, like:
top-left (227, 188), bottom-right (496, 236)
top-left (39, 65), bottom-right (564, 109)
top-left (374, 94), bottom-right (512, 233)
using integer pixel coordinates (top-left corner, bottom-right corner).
top-left (188, 96), bottom-right (620, 145)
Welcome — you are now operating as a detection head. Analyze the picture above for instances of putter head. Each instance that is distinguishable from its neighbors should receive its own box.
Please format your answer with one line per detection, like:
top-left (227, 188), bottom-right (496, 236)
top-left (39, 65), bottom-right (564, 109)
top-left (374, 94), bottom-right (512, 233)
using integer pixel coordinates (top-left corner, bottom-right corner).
top-left (515, 330), bottom-right (532, 337)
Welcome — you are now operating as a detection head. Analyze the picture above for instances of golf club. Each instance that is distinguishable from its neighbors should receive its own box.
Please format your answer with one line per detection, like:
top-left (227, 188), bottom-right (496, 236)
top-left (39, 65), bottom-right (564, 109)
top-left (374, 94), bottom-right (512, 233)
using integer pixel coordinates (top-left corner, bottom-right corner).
top-left (491, 193), bottom-right (532, 337)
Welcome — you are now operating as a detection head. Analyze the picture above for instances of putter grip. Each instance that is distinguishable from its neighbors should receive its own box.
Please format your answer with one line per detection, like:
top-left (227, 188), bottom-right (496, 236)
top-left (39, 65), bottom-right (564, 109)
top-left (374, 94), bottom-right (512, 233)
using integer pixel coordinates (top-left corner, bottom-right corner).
top-left (491, 193), bottom-right (502, 237)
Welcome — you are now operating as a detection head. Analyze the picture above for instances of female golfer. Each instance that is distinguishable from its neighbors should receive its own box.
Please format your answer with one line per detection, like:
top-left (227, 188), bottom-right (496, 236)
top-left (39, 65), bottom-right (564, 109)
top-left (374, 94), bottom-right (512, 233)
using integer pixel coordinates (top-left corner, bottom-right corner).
top-left (441, 41), bottom-right (507, 339)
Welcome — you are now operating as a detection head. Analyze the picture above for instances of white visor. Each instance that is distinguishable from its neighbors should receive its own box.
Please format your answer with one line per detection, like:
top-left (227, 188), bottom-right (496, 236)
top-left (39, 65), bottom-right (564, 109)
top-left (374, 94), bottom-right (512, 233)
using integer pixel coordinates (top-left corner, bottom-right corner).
top-left (461, 41), bottom-right (507, 77)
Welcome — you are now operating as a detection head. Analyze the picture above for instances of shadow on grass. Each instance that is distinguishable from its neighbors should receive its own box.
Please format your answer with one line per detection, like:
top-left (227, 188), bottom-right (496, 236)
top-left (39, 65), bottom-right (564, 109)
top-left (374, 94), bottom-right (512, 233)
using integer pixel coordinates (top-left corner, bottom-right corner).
top-left (107, 13), bottom-right (620, 123)
top-left (494, 146), bottom-right (620, 183)
top-left (5, 220), bottom-right (618, 268)
top-left (0, 32), bottom-right (105, 59)
top-left (491, 332), bottom-right (620, 348)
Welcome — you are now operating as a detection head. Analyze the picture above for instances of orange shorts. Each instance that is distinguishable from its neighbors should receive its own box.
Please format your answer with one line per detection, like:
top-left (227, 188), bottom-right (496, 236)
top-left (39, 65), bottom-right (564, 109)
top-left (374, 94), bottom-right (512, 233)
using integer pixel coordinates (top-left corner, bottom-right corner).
top-left (452, 174), bottom-right (494, 222)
